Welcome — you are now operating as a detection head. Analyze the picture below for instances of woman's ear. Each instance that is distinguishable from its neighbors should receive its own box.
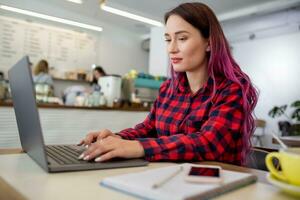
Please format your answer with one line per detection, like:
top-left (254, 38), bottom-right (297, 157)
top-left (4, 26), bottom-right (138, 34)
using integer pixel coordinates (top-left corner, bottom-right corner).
top-left (206, 41), bottom-right (211, 52)
top-left (206, 46), bottom-right (211, 52)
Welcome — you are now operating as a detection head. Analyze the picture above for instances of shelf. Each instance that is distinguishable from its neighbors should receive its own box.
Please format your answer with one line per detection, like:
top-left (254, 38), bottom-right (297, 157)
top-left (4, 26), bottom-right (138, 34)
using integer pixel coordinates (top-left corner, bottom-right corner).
top-left (0, 101), bottom-right (150, 112)
top-left (53, 77), bottom-right (89, 83)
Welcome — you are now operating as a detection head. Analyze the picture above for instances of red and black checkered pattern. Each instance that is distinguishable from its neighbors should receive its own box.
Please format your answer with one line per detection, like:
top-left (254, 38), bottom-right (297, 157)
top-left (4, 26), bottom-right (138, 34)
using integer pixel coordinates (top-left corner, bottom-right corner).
top-left (118, 74), bottom-right (244, 165)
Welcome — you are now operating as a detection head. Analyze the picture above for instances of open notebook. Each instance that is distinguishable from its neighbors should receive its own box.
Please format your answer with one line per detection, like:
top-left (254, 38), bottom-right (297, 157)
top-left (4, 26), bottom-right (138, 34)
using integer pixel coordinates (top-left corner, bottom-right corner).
top-left (101, 163), bottom-right (257, 200)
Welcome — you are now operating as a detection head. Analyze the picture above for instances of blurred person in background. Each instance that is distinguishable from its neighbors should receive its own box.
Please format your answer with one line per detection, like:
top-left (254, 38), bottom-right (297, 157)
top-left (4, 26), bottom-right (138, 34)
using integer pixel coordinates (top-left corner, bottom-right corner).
top-left (33, 59), bottom-right (53, 87)
top-left (90, 66), bottom-right (106, 92)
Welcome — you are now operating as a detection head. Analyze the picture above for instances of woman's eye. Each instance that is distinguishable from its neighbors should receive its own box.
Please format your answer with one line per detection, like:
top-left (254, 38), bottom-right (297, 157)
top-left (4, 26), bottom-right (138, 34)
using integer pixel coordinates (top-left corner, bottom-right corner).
top-left (164, 39), bottom-right (171, 42)
top-left (178, 37), bottom-right (187, 41)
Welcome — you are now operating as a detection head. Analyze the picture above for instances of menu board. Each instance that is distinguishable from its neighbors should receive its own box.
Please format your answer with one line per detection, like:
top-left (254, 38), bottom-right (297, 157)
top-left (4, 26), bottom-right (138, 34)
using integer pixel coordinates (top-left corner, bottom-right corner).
top-left (0, 16), bottom-right (99, 76)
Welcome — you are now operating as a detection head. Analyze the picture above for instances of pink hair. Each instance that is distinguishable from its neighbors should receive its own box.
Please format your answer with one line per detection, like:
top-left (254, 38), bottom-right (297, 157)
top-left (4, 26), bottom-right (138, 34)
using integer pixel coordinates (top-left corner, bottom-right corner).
top-left (165, 3), bottom-right (258, 164)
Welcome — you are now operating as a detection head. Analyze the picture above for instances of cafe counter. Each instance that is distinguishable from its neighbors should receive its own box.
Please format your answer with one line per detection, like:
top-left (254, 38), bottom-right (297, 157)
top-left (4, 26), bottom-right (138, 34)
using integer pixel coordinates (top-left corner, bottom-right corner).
top-left (0, 101), bottom-right (149, 148)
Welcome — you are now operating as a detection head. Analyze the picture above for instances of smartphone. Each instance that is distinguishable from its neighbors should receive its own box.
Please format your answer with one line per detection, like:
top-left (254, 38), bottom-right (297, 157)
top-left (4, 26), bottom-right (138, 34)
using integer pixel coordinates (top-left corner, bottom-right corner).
top-left (185, 165), bottom-right (223, 183)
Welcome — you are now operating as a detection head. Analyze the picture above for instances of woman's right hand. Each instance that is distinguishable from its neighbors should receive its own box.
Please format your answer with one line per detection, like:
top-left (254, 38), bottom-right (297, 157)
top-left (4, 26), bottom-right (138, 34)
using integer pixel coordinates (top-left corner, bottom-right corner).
top-left (77, 129), bottom-right (121, 147)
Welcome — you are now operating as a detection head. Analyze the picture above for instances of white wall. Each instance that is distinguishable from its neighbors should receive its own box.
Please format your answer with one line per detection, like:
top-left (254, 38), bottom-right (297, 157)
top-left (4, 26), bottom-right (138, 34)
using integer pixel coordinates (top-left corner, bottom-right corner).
top-left (98, 25), bottom-right (148, 76)
top-left (232, 32), bottom-right (300, 146)
top-left (149, 27), bottom-right (168, 76)
top-left (222, 8), bottom-right (300, 43)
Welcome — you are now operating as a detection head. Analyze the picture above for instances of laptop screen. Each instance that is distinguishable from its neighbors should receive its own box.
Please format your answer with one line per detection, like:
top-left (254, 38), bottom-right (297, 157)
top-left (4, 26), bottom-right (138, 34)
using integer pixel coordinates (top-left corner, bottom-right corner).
top-left (8, 56), bottom-right (49, 172)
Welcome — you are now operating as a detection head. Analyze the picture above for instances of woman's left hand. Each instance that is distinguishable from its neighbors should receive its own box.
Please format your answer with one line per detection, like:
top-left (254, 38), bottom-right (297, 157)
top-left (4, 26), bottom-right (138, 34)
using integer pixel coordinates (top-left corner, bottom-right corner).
top-left (78, 136), bottom-right (145, 162)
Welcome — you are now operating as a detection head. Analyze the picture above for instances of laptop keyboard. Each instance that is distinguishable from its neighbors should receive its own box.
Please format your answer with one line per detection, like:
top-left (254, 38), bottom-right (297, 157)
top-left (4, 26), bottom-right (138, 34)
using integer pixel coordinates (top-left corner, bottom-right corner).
top-left (46, 145), bottom-right (90, 165)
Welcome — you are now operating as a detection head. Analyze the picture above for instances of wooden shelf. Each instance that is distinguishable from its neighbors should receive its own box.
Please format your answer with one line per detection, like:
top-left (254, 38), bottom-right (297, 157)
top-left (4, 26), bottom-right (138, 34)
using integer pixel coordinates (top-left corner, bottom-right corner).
top-left (53, 77), bottom-right (89, 83)
top-left (0, 101), bottom-right (150, 112)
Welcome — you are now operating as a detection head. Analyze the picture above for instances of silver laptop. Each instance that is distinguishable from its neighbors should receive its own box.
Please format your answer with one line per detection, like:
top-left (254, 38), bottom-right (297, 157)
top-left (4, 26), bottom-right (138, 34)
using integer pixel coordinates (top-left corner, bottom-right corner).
top-left (8, 56), bottom-right (148, 172)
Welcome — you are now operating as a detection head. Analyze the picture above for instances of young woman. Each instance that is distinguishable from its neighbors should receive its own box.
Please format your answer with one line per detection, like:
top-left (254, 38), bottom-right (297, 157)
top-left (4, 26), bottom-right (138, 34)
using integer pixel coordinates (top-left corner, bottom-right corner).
top-left (90, 66), bottom-right (106, 92)
top-left (33, 59), bottom-right (53, 86)
top-left (78, 2), bottom-right (258, 165)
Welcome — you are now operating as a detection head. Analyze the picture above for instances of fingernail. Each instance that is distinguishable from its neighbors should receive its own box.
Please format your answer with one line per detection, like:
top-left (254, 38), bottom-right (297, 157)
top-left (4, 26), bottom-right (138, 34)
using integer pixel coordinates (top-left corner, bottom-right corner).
top-left (83, 155), bottom-right (90, 160)
top-left (78, 153), bottom-right (84, 159)
top-left (84, 145), bottom-right (89, 149)
top-left (95, 157), bottom-right (102, 162)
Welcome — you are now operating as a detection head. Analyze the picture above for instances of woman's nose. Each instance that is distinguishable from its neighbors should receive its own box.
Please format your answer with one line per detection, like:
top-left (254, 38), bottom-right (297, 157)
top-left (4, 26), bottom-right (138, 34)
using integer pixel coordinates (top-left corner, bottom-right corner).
top-left (167, 41), bottom-right (179, 54)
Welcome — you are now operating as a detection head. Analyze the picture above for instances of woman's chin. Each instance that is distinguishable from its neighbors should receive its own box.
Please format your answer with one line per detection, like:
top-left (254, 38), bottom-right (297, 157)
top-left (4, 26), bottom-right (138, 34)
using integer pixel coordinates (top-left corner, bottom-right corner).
top-left (172, 66), bottom-right (186, 73)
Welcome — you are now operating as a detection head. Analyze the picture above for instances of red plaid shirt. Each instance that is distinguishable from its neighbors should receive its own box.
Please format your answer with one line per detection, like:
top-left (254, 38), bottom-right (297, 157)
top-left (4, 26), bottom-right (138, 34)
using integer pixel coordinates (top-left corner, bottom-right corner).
top-left (118, 74), bottom-right (244, 165)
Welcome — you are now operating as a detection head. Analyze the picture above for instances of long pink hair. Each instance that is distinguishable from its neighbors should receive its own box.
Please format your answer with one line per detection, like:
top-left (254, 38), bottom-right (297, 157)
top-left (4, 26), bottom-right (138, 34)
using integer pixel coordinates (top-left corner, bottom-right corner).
top-left (165, 3), bottom-right (258, 164)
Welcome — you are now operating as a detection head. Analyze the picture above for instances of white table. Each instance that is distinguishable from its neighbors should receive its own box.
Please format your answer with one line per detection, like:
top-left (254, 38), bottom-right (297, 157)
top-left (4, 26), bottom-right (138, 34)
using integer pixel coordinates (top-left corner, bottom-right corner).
top-left (0, 153), bottom-right (295, 200)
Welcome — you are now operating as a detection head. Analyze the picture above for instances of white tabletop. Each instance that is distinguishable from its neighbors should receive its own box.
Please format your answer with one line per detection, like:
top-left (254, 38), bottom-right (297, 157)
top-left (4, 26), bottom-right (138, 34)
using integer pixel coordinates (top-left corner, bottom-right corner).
top-left (0, 154), bottom-right (294, 200)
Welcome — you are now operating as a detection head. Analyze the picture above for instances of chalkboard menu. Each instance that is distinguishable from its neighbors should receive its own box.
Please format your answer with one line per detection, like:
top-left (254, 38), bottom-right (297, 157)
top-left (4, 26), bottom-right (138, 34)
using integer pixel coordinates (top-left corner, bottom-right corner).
top-left (0, 16), bottom-right (98, 76)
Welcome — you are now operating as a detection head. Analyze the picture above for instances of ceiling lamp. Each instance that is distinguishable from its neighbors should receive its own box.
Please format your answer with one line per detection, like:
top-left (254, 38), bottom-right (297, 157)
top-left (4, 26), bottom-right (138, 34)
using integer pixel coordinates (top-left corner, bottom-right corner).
top-left (99, 0), bottom-right (163, 27)
top-left (0, 4), bottom-right (103, 32)
top-left (66, 0), bottom-right (83, 4)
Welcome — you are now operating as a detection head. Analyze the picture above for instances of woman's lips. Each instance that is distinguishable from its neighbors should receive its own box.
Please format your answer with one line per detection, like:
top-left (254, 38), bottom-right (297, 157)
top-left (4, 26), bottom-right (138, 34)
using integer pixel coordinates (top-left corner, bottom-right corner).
top-left (171, 58), bottom-right (182, 64)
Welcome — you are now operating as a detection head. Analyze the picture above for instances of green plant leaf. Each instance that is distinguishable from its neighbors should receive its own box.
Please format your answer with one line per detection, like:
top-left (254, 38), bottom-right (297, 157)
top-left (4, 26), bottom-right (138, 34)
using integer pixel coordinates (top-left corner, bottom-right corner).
top-left (291, 100), bottom-right (300, 108)
top-left (291, 108), bottom-right (300, 121)
top-left (268, 105), bottom-right (287, 118)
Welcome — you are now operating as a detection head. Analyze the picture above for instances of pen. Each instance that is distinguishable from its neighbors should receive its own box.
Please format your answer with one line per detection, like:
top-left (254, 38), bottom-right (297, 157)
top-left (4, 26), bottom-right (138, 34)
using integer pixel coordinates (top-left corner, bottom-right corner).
top-left (152, 166), bottom-right (183, 189)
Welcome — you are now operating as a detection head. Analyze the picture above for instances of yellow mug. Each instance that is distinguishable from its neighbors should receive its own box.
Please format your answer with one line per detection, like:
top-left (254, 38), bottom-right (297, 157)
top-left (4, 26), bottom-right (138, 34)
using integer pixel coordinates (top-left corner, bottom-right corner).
top-left (266, 148), bottom-right (300, 186)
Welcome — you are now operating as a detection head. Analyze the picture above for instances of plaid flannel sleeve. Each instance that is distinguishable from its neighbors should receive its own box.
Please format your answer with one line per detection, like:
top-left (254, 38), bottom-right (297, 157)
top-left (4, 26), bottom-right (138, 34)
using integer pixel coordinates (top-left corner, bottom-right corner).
top-left (117, 80), bottom-right (170, 140)
top-left (136, 83), bottom-right (244, 162)
top-left (116, 105), bottom-right (157, 139)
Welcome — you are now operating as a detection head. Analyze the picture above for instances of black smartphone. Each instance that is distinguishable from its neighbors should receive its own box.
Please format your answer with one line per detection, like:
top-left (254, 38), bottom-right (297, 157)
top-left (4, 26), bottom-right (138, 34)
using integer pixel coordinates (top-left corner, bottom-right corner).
top-left (185, 165), bottom-right (222, 183)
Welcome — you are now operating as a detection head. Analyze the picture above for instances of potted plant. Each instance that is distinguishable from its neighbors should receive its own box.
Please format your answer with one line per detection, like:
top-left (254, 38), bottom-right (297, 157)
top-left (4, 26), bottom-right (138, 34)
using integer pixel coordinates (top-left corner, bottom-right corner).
top-left (268, 100), bottom-right (300, 136)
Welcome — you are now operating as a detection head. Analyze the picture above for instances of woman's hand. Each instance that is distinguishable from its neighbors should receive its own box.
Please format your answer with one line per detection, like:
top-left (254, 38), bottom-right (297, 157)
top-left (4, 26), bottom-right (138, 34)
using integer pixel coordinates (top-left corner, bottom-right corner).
top-left (78, 136), bottom-right (145, 162)
top-left (77, 129), bottom-right (121, 147)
